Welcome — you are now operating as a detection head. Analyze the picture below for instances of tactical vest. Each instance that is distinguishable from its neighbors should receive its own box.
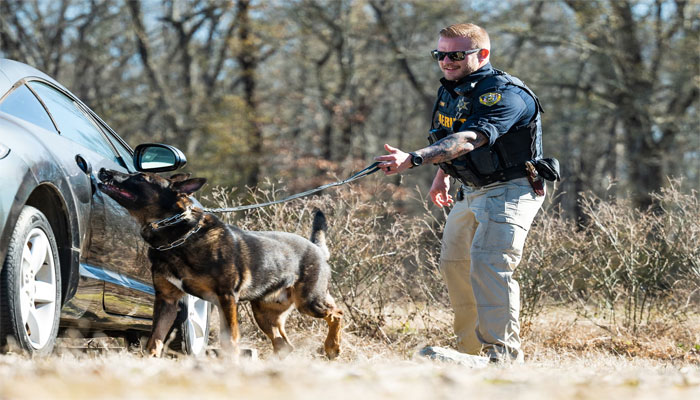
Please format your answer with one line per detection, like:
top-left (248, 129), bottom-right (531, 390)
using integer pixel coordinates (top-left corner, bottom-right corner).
top-left (429, 69), bottom-right (544, 187)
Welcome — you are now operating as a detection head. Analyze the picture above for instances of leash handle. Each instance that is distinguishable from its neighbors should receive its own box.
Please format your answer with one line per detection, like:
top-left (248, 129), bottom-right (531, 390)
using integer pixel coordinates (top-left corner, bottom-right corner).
top-left (204, 161), bottom-right (381, 214)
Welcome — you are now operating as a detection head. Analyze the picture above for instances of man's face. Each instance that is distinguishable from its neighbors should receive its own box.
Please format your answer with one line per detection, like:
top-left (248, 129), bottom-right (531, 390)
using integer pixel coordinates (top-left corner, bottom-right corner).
top-left (437, 36), bottom-right (482, 81)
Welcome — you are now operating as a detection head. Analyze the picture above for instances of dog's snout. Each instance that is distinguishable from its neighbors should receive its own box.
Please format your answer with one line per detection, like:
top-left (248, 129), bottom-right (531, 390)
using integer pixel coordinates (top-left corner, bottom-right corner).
top-left (98, 168), bottom-right (113, 183)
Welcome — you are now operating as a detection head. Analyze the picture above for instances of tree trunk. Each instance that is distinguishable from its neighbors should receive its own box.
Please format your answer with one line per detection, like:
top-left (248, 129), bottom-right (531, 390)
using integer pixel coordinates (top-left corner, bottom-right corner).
top-left (236, 0), bottom-right (262, 188)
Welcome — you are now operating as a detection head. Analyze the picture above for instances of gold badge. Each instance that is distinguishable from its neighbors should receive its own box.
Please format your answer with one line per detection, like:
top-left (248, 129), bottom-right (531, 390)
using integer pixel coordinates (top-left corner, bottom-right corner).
top-left (439, 101), bottom-right (446, 107)
top-left (479, 92), bottom-right (502, 106)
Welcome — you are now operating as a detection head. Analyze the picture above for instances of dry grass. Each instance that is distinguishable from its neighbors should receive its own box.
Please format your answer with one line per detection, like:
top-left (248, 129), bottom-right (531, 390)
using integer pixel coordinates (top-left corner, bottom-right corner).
top-left (523, 307), bottom-right (700, 363)
top-left (203, 178), bottom-right (700, 360)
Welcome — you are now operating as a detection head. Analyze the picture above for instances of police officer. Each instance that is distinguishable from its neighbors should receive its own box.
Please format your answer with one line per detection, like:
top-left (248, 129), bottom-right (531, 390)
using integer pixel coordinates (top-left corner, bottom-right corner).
top-left (374, 23), bottom-right (547, 363)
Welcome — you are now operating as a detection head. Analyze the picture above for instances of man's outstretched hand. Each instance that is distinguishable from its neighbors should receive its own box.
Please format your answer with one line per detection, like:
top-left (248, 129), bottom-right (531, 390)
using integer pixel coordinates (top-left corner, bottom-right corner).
top-left (374, 144), bottom-right (412, 175)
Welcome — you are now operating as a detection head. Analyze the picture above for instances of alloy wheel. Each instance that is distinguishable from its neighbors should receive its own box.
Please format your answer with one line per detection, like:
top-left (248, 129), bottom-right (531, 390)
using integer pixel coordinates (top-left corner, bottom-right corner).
top-left (182, 294), bottom-right (209, 356)
top-left (19, 227), bottom-right (58, 350)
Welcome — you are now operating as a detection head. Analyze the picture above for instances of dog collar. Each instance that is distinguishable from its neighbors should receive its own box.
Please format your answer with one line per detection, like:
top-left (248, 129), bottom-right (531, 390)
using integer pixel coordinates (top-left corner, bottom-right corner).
top-left (149, 205), bottom-right (196, 231)
top-left (152, 217), bottom-right (205, 251)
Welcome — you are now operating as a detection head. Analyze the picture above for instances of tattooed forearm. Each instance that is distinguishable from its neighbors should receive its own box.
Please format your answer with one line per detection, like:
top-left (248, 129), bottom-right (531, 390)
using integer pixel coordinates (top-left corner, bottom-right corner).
top-left (417, 131), bottom-right (488, 164)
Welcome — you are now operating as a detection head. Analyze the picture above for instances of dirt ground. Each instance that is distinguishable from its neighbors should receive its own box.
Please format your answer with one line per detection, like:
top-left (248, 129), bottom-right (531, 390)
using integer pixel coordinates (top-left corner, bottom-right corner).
top-left (0, 330), bottom-right (698, 400)
top-left (0, 307), bottom-right (698, 399)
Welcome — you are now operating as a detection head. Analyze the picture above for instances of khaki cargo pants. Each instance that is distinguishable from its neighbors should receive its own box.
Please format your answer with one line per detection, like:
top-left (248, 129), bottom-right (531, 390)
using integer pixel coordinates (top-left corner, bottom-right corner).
top-left (439, 177), bottom-right (544, 361)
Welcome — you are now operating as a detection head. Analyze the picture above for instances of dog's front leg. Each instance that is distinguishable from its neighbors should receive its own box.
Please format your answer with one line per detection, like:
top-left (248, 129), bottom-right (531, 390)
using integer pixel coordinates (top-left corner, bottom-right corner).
top-left (217, 293), bottom-right (240, 360)
top-left (145, 293), bottom-right (180, 357)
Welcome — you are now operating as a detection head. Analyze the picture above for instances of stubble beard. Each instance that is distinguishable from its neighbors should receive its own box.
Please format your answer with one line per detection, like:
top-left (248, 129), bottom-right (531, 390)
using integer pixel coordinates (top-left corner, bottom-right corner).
top-left (442, 60), bottom-right (479, 81)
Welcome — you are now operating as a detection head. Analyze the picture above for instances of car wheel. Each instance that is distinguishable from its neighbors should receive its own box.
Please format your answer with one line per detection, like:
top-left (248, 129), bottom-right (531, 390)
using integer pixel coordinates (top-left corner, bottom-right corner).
top-left (170, 294), bottom-right (210, 356)
top-left (0, 206), bottom-right (61, 355)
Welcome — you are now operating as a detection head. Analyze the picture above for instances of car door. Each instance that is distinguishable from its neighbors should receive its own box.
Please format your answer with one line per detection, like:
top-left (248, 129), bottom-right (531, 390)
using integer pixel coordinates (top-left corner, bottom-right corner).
top-left (94, 124), bottom-right (155, 318)
top-left (27, 81), bottom-right (154, 320)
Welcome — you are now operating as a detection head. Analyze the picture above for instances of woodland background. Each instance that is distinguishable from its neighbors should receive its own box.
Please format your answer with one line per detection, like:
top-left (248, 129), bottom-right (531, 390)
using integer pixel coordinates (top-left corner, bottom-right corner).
top-left (1, 0), bottom-right (698, 220)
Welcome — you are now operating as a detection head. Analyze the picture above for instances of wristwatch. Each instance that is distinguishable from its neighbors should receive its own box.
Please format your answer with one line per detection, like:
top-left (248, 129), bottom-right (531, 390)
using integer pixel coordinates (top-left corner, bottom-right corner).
top-left (409, 152), bottom-right (423, 168)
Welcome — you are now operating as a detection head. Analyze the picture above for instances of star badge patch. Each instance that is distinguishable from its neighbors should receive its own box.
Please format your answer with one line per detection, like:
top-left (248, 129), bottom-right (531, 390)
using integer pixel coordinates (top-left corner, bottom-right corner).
top-left (456, 97), bottom-right (468, 112)
top-left (479, 92), bottom-right (502, 106)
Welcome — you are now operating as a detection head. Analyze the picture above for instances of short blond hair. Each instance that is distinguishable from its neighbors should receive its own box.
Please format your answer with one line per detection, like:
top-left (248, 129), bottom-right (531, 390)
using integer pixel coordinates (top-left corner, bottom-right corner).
top-left (439, 23), bottom-right (490, 50)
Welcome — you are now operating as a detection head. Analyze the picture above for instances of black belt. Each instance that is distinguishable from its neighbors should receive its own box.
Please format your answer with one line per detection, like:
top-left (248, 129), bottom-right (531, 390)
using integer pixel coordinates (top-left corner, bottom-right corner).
top-left (459, 164), bottom-right (528, 188)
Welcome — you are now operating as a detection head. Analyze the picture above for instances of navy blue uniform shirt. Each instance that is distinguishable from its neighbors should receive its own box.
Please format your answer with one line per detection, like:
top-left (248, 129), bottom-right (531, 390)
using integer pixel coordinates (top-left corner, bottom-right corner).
top-left (432, 63), bottom-right (542, 160)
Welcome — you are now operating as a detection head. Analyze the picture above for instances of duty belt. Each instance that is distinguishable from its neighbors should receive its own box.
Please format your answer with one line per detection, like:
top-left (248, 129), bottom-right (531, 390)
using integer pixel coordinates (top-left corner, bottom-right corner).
top-left (456, 167), bottom-right (527, 201)
top-left (457, 164), bottom-right (528, 188)
top-left (456, 158), bottom-right (561, 200)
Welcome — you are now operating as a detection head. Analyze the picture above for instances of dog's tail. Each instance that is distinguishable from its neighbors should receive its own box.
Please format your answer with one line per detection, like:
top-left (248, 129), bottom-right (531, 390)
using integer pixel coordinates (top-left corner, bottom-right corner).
top-left (310, 209), bottom-right (330, 260)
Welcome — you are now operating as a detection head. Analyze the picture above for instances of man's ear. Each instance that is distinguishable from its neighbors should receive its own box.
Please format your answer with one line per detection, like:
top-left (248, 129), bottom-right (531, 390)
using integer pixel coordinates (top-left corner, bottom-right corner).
top-left (169, 173), bottom-right (192, 182)
top-left (478, 48), bottom-right (490, 62)
top-left (172, 178), bottom-right (207, 195)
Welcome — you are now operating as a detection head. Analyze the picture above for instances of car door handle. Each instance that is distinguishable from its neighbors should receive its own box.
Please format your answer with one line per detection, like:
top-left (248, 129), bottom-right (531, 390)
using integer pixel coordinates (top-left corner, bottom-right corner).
top-left (75, 154), bottom-right (92, 174)
top-left (75, 155), bottom-right (97, 196)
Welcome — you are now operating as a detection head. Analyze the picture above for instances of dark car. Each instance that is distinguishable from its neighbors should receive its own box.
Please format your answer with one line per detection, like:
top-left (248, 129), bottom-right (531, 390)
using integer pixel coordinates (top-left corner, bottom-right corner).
top-left (0, 58), bottom-right (210, 356)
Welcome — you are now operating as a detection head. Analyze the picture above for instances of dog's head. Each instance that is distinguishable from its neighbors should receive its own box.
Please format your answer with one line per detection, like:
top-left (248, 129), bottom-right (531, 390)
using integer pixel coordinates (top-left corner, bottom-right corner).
top-left (97, 168), bottom-right (206, 223)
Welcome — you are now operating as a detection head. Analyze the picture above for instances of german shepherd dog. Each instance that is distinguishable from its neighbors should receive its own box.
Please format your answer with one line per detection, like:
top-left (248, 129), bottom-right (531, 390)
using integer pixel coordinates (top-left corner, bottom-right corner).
top-left (97, 168), bottom-right (342, 359)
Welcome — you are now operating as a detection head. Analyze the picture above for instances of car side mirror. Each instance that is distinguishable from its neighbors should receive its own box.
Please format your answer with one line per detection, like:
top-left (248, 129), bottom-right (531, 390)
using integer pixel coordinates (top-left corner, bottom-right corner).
top-left (133, 144), bottom-right (187, 172)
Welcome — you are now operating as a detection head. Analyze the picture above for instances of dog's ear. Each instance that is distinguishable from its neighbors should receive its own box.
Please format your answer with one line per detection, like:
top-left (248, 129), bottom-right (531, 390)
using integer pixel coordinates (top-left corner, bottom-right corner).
top-left (172, 178), bottom-right (207, 195)
top-left (169, 173), bottom-right (192, 182)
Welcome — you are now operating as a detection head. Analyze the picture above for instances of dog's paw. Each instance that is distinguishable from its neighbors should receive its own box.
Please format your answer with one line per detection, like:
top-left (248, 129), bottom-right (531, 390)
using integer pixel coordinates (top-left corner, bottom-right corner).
top-left (325, 347), bottom-right (340, 360)
top-left (146, 340), bottom-right (164, 357)
top-left (273, 341), bottom-right (294, 360)
top-left (323, 342), bottom-right (341, 360)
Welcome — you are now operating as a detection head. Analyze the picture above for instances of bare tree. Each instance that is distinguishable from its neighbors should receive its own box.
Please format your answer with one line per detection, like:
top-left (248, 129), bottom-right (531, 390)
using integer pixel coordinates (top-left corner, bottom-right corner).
top-left (1, 0), bottom-right (697, 214)
top-left (562, 0), bottom-right (698, 209)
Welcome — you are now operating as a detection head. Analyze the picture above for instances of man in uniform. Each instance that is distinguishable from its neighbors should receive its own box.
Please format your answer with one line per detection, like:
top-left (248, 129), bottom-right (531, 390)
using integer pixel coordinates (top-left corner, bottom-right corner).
top-left (374, 23), bottom-right (556, 363)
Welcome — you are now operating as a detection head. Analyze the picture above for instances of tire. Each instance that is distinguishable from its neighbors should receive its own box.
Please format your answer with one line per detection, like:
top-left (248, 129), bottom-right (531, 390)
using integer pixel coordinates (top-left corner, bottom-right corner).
top-left (169, 294), bottom-right (210, 356)
top-left (0, 206), bottom-right (62, 355)
top-left (123, 330), bottom-right (148, 351)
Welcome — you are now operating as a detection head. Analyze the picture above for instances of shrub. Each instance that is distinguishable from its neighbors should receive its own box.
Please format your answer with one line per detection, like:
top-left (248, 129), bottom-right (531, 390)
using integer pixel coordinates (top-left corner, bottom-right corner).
top-left (519, 179), bottom-right (700, 332)
top-left (205, 178), bottom-right (699, 346)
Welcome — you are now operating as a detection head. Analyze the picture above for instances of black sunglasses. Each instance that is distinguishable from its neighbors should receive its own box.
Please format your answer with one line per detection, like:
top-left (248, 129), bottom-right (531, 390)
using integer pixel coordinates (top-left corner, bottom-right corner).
top-left (431, 48), bottom-right (481, 61)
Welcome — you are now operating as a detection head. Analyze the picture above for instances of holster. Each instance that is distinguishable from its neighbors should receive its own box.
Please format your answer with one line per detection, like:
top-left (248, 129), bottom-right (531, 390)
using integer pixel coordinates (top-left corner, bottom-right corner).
top-left (525, 161), bottom-right (545, 196)
top-left (533, 158), bottom-right (560, 181)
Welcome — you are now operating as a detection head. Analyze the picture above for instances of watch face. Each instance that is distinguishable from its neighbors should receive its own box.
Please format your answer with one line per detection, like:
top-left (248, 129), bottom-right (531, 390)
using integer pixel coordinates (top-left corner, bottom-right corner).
top-left (411, 153), bottom-right (423, 166)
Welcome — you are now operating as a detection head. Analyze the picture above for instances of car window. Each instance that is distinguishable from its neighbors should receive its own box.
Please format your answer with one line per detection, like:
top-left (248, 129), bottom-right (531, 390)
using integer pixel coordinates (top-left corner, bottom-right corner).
top-left (102, 126), bottom-right (135, 170)
top-left (28, 81), bottom-right (118, 162)
top-left (0, 84), bottom-right (57, 133)
top-left (113, 140), bottom-right (134, 170)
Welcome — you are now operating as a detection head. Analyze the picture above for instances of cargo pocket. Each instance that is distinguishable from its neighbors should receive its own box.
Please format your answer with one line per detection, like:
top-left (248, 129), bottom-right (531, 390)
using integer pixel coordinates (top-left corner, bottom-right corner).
top-left (475, 187), bottom-right (529, 258)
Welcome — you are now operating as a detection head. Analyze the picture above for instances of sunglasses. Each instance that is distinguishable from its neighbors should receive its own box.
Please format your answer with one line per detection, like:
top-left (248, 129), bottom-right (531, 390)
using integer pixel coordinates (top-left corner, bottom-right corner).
top-left (430, 48), bottom-right (481, 61)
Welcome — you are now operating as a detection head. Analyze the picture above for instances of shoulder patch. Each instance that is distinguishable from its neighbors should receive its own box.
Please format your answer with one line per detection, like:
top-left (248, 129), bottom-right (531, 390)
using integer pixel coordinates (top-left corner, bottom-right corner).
top-left (479, 92), bottom-right (502, 106)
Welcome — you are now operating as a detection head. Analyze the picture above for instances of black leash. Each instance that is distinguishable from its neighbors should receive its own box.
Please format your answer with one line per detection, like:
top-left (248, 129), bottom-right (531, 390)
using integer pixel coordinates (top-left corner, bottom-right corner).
top-left (203, 162), bottom-right (381, 214)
